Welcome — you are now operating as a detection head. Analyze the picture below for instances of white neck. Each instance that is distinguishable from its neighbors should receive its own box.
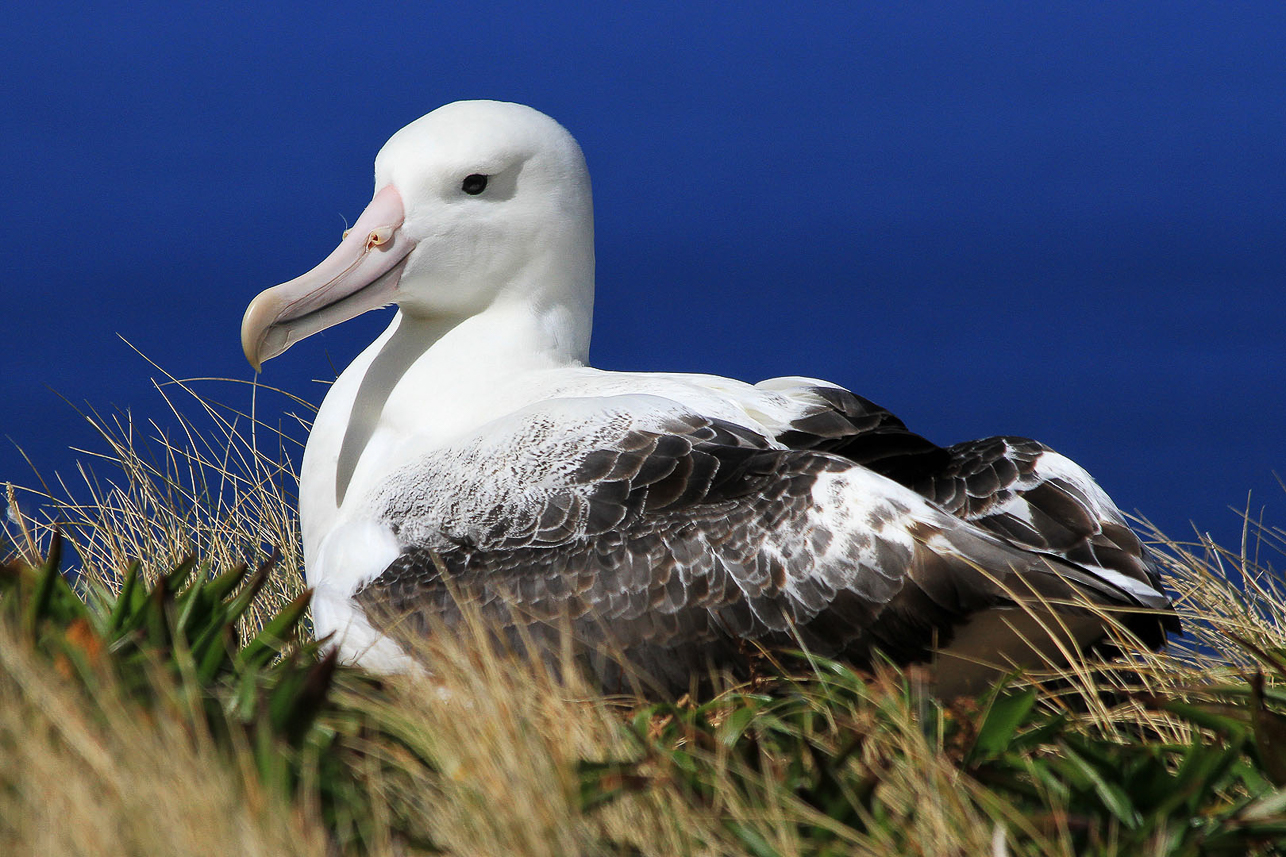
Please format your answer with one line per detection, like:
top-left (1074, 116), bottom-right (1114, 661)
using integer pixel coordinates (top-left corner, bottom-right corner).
top-left (301, 260), bottom-right (594, 535)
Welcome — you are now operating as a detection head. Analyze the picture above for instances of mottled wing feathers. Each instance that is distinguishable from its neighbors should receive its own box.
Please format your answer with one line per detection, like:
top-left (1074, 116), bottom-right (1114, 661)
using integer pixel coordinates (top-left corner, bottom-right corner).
top-left (771, 385), bottom-right (1038, 518)
top-left (773, 385), bottom-right (948, 476)
top-left (354, 400), bottom-right (1170, 692)
top-left (769, 383), bottom-right (1176, 642)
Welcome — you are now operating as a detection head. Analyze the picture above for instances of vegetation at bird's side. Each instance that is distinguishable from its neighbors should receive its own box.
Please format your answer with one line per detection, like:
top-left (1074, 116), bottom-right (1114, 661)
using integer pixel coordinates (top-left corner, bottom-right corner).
top-left (0, 533), bottom-right (443, 855)
top-left (3, 372), bottom-right (1286, 856)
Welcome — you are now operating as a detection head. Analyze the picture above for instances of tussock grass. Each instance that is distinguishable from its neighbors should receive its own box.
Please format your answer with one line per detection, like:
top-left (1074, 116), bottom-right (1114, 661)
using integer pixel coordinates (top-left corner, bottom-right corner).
top-left (376, 635), bottom-right (730, 855)
top-left (7, 361), bottom-right (310, 638)
top-left (3, 376), bottom-right (1285, 855)
top-left (0, 619), bottom-right (327, 856)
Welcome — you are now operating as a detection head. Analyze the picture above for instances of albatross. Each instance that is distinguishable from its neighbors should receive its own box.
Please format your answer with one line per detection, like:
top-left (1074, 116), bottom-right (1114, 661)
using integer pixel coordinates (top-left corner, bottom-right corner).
top-left (241, 100), bottom-right (1177, 695)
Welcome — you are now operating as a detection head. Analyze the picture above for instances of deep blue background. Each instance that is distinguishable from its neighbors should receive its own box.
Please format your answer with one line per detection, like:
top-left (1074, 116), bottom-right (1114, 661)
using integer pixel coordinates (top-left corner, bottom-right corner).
top-left (3, 3), bottom-right (1283, 558)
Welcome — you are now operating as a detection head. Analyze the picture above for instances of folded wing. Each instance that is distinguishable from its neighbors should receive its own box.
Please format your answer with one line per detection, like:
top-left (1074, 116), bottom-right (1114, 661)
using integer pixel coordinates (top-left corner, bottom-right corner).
top-left (354, 394), bottom-right (1175, 693)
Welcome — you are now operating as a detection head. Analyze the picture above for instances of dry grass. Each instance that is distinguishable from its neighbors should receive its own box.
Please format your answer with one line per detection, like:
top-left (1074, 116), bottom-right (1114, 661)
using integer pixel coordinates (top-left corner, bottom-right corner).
top-left (3, 375), bottom-right (1284, 855)
top-left (6, 362), bottom-right (311, 638)
top-left (0, 619), bottom-right (328, 856)
top-left (375, 637), bottom-right (731, 856)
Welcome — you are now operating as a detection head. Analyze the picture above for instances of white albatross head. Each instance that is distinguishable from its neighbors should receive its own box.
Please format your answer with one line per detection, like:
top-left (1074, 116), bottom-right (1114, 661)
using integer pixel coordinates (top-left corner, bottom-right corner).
top-left (241, 100), bottom-right (595, 370)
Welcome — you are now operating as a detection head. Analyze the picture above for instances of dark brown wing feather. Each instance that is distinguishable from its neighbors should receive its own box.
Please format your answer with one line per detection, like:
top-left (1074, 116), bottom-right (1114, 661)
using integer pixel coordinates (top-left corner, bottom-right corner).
top-left (356, 410), bottom-right (1167, 694)
top-left (772, 384), bottom-right (1178, 643)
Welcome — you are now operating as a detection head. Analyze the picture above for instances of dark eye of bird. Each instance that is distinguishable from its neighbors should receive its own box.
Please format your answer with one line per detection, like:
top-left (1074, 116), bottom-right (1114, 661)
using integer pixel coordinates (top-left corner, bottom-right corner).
top-left (462, 174), bottom-right (489, 195)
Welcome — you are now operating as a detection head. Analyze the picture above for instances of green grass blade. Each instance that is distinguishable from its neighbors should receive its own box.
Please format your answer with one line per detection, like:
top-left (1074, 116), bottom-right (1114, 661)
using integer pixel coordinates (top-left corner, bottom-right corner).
top-left (236, 589), bottom-right (312, 670)
top-left (968, 687), bottom-right (1038, 763)
top-left (106, 560), bottom-right (142, 634)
